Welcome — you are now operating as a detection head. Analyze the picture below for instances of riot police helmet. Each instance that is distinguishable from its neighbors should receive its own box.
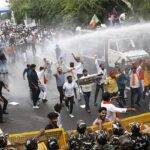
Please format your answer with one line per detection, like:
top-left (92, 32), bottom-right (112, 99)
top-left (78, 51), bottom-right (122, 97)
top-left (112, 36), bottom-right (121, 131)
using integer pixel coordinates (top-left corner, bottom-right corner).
top-left (96, 130), bottom-right (108, 145)
top-left (25, 138), bottom-right (38, 150)
top-left (47, 137), bottom-right (59, 150)
top-left (112, 122), bottom-right (124, 136)
top-left (77, 120), bottom-right (87, 134)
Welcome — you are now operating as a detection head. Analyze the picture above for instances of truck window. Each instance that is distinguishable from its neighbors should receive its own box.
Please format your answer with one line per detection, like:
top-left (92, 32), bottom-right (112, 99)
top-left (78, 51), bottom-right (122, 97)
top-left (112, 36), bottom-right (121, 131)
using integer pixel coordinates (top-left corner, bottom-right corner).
top-left (109, 42), bottom-right (117, 50)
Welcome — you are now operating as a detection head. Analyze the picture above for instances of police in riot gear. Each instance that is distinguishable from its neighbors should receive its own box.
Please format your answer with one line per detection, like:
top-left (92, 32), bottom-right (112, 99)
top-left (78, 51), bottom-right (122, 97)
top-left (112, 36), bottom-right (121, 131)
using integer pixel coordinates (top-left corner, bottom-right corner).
top-left (119, 135), bottom-right (134, 150)
top-left (0, 134), bottom-right (7, 149)
top-left (112, 121), bottom-right (124, 136)
top-left (92, 130), bottom-right (108, 150)
top-left (47, 137), bottom-right (59, 150)
top-left (69, 120), bottom-right (95, 150)
top-left (106, 122), bottom-right (125, 150)
top-left (25, 138), bottom-right (38, 150)
top-left (130, 122), bottom-right (150, 150)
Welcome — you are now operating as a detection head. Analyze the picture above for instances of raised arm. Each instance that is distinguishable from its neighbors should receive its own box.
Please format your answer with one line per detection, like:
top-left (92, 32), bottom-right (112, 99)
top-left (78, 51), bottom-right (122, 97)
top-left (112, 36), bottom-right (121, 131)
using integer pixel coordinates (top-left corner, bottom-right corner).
top-left (72, 53), bottom-right (78, 62)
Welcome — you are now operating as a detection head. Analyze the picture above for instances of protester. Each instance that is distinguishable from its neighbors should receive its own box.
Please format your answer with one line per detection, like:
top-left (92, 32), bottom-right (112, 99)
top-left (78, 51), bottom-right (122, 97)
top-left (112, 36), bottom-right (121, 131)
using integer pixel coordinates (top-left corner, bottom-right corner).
top-left (28, 64), bottom-right (40, 109)
top-left (129, 64), bottom-right (143, 107)
top-left (105, 70), bottom-right (118, 97)
top-left (54, 67), bottom-right (66, 104)
top-left (117, 68), bottom-right (128, 107)
top-left (72, 53), bottom-right (83, 79)
top-left (23, 64), bottom-right (30, 80)
top-left (54, 103), bottom-right (62, 128)
top-left (80, 69), bottom-right (92, 113)
top-left (63, 75), bottom-right (78, 118)
top-left (37, 66), bottom-right (48, 103)
top-left (93, 107), bottom-right (109, 130)
top-left (0, 80), bottom-right (9, 123)
top-left (45, 112), bottom-right (59, 130)
top-left (101, 92), bottom-right (136, 121)
top-left (94, 56), bottom-right (107, 106)
top-left (55, 44), bottom-right (61, 62)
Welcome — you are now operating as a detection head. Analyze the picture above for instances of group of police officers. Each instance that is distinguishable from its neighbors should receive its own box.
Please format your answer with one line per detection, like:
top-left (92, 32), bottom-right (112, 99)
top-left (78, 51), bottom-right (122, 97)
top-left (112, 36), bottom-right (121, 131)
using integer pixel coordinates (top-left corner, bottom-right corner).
top-left (0, 119), bottom-right (149, 149)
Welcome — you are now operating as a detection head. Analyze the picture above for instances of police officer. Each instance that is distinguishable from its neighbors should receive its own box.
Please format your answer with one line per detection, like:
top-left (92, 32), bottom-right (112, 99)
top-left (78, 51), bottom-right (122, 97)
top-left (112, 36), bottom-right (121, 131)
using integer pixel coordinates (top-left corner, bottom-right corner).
top-left (25, 130), bottom-right (45, 150)
top-left (112, 121), bottom-right (124, 137)
top-left (92, 130), bottom-right (108, 150)
top-left (107, 122), bottom-right (125, 150)
top-left (47, 137), bottom-right (59, 150)
top-left (68, 120), bottom-right (95, 150)
top-left (25, 138), bottom-right (38, 150)
top-left (130, 122), bottom-right (150, 150)
top-left (0, 134), bottom-right (7, 149)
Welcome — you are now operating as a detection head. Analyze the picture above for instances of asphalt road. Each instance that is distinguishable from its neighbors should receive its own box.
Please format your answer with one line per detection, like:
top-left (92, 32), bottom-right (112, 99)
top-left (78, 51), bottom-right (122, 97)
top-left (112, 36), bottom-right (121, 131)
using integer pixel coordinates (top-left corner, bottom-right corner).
top-left (0, 53), bottom-right (149, 134)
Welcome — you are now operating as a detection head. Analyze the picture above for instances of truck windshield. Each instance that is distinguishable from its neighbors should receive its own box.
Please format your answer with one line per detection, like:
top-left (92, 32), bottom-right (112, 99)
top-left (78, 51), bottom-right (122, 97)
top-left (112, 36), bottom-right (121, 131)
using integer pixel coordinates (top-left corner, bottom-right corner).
top-left (118, 39), bottom-right (137, 52)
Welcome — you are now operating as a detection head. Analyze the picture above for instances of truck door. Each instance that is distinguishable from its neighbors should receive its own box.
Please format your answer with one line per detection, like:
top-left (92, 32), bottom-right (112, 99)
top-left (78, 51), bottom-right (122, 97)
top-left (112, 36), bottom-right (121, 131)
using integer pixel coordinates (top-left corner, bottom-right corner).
top-left (108, 40), bottom-right (122, 67)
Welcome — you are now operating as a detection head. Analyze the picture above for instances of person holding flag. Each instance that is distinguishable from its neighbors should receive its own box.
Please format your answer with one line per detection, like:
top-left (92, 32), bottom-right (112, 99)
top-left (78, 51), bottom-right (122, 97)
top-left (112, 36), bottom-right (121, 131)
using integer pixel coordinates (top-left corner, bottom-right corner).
top-left (89, 14), bottom-right (99, 29)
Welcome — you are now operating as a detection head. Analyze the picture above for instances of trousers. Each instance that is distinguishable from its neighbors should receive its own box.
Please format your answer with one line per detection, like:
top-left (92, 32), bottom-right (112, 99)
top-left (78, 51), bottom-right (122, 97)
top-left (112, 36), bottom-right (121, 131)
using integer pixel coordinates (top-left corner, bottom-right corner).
top-left (65, 96), bottom-right (74, 114)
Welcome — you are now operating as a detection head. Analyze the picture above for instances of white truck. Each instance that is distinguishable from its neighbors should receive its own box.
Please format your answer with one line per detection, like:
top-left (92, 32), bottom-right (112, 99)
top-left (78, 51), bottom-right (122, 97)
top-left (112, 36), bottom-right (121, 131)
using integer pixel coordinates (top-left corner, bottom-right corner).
top-left (107, 38), bottom-right (149, 67)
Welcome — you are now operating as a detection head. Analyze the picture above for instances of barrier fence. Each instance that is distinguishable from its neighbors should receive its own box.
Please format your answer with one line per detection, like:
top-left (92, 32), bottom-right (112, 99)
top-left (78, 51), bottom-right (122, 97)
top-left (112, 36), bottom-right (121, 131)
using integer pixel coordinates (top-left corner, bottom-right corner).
top-left (0, 112), bottom-right (149, 150)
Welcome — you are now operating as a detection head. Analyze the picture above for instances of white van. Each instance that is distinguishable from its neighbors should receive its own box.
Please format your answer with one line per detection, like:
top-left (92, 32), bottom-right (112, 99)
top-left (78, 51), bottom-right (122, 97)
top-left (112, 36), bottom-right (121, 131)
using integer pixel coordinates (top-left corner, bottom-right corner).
top-left (108, 38), bottom-right (149, 67)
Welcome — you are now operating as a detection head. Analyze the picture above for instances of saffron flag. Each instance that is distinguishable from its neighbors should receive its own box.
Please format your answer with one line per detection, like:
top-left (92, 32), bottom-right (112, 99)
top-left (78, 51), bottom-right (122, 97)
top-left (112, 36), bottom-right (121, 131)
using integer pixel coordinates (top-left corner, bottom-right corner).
top-left (89, 14), bottom-right (99, 29)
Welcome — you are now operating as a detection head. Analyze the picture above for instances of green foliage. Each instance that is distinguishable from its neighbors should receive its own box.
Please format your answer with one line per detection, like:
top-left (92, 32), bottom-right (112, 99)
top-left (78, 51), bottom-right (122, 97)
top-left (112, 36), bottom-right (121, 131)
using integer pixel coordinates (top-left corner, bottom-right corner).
top-left (9, 0), bottom-right (140, 26)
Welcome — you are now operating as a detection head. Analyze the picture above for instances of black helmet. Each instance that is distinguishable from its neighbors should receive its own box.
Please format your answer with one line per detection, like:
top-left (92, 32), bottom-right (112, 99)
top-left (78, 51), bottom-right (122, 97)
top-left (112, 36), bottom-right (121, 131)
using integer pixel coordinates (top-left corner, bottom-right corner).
top-left (0, 135), bottom-right (7, 148)
top-left (47, 137), bottom-right (59, 150)
top-left (119, 135), bottom-right (134, 150)
top-left (25, 138), bottom-right (38, 150)
top-left (97, 130), bottom-right (108, 145)
top-left (112, 122), bottom-right (124, 136)
top-left (130, 122), bottom-right (140, 135)
top-left (77, 120), bottom-right (87, 134)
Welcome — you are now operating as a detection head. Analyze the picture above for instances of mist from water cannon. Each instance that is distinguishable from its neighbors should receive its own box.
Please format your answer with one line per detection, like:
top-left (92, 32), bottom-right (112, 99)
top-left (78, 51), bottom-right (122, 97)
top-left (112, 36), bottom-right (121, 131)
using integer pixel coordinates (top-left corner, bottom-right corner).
top-left (41, 23), bottom-right (150, 67)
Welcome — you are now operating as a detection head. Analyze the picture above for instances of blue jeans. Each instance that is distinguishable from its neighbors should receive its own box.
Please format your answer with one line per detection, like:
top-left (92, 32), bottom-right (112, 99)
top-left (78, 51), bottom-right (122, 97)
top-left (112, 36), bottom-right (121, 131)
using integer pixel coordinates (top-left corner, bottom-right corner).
top-left (83, 92), bottom-right (91, 110)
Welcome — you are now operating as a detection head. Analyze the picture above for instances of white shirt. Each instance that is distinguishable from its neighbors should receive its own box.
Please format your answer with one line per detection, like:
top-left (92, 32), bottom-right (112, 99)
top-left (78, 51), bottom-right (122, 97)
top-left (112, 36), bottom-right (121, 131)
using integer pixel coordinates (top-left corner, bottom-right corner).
top-left (80, 75), bottom-right (92, 92)
top-left (54, 111), bottom-right (62, 128)
top-left (101, 101), bottom-right (127, 121)
top-left (66, 67), bottom-right (77, 81)
top-left (63, 81), bottom-right (78, 97)
top-left (95, 59), bottom-right (107, 84)
top-left (37, 70), bottom-right (45, 85)
top-left (75, 62), bottom-right (83, 75)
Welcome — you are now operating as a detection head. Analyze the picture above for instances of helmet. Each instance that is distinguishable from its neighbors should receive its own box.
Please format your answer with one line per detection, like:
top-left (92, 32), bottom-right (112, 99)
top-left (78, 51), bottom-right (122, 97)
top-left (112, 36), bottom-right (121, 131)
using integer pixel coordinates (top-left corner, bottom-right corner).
top-left (0, 135), bottom-right (7, 148)
top-left (96, 130), bottom-right (108, 145)
top-left (130, 122), bottom-right (140, 134)
top-left (112, 122), bottom-right (124, 136)
top-left (47, 137), bottom-right (59, 150)
top-left (25, 138), bottom-right (38, 150)
top-left (77, 120), bottom-right (87, 134)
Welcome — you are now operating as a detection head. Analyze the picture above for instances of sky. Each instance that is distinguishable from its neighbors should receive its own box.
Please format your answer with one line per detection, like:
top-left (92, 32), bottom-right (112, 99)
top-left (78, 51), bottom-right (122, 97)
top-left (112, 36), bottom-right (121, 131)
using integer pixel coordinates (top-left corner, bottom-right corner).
top-left (0, 0), bottom-right (9, 7)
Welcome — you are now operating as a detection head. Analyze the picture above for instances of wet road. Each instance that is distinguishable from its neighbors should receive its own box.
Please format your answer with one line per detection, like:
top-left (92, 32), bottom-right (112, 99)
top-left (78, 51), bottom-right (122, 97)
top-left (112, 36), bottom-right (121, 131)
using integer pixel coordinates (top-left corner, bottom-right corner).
top-left (0, 53), bottom-right (149, 134)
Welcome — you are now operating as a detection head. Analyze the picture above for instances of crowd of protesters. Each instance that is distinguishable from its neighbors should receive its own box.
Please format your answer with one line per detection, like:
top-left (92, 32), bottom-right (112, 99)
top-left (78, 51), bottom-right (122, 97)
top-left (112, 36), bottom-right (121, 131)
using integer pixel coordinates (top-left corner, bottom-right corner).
top-left (0, 21), bottom-right (150, 149)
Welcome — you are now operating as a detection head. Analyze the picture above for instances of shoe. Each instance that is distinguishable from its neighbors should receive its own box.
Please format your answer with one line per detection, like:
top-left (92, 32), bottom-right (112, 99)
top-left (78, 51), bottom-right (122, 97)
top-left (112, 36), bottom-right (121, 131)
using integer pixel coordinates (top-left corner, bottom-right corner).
top-left (69, 114), bottom-right (74, 118)
top-left (135, 102), bottom-right (141, 107)
top-left (33, 106), bottom-right (39, 109)
top-left (3, 111), bottom-right (9, 114)
top-left (66, 107), bottom-right (69, 112)
top-left (37, 101), bottom-right (40, 106)
top-left (42, 99), bottom-right (48, 103)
